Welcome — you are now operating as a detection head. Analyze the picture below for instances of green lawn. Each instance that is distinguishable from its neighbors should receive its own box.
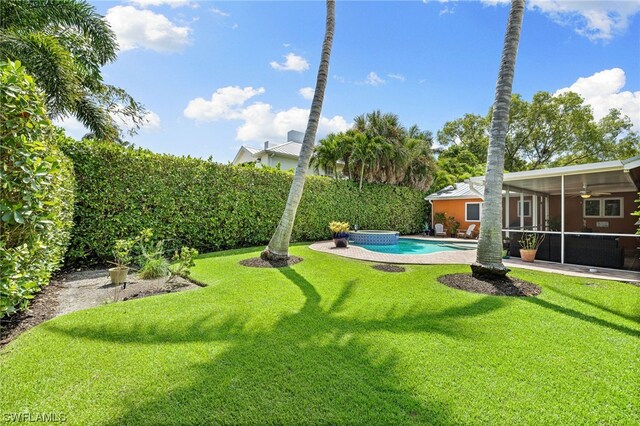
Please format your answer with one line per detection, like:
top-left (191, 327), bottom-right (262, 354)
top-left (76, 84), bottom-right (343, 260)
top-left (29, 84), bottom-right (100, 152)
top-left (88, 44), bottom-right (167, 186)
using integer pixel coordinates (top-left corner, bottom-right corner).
top-left (1, 245), bottom-right (638, 425)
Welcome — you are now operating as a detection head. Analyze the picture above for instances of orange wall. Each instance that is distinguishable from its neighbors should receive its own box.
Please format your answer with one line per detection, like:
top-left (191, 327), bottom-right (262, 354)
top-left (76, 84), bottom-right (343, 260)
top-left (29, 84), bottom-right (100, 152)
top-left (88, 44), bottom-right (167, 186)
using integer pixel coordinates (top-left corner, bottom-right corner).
top-left (433, 192), bottom-right (638, 237)
top-left (432, 198), bottom-right (483, 232)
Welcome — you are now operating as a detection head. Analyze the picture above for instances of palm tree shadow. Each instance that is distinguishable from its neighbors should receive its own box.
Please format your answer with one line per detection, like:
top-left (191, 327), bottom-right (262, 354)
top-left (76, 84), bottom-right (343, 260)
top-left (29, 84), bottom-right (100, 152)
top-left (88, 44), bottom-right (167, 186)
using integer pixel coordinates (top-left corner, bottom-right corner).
top-left (522, 297), bottom-right (640, 338)
top-left (44, 266), bottom-right (507, 424)
top-left (546, 284), bottom-right (640, 324)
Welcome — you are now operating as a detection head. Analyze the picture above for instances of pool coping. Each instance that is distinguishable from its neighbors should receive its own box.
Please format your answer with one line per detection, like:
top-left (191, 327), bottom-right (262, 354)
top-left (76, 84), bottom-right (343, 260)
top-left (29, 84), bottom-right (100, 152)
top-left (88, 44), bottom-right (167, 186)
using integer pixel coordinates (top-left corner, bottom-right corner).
top-left (309, 235), bottom-right (640, 283)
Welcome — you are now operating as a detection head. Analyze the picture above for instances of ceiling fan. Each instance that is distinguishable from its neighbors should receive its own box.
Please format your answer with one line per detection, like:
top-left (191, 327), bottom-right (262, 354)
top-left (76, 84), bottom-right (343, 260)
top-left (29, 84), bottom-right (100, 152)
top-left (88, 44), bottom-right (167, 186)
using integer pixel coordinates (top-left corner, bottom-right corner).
top-left (573, 183), bottom-right (611, 199)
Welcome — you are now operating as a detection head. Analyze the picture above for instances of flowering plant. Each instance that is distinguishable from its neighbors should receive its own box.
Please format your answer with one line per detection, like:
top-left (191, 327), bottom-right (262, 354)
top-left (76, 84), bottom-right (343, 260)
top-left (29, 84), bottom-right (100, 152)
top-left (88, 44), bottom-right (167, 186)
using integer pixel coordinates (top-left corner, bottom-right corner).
top-left (329, 221), bottom-right (350, 238)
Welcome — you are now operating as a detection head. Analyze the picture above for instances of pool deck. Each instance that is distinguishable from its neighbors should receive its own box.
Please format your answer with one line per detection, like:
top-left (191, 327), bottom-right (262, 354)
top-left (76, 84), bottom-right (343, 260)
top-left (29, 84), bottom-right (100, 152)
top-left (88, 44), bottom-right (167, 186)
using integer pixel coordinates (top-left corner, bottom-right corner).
top-left (309, 235), bottom-right (640, 283)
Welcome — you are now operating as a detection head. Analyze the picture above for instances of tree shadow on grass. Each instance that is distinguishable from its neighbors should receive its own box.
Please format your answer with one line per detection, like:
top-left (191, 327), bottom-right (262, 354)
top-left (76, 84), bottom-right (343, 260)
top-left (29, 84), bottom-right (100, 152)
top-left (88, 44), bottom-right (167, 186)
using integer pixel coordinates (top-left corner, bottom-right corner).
top-left (545, 284), bottom-right (640, 324)
top-left (42, 267), bottom-right (506, 424)
top-left (522, 297), bottom-right (640, 339)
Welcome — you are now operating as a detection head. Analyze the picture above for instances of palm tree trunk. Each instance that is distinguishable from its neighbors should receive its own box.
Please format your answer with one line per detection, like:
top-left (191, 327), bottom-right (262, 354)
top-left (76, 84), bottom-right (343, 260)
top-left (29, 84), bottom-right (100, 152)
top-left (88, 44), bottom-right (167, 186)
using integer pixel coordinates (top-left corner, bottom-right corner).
top-left (261, 0), bottom-right (335, 261)
top-left (359, 162), bottom-right (365, 191)
top-left (472, 0), bottom-right (525, 278)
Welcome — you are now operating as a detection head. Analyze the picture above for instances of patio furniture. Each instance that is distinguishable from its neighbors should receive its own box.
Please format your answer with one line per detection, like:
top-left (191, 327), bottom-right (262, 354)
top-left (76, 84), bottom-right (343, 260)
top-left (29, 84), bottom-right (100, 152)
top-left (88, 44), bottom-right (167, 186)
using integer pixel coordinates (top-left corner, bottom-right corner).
top-left (434, 223), bottom-right (447, 238)
top-left (457, 224), bottom-right (476, 239)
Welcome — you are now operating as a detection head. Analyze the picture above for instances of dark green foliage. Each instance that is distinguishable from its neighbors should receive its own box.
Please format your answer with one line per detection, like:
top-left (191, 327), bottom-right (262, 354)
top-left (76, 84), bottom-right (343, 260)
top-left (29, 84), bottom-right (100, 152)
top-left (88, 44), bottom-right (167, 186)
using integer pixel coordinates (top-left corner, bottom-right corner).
top-left (62, 141), bottom-right (427, 264)
top-left (1, 60), bottom-right (74, 318)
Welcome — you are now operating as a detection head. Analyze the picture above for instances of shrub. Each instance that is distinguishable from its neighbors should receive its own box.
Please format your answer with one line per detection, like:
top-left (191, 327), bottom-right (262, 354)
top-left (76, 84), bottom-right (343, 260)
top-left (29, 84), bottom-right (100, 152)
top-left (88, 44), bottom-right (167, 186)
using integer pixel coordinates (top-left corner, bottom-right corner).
top-left (61, 141), bottom-right (428, 264)
top-left (0, 60), bottom-right (74, 318)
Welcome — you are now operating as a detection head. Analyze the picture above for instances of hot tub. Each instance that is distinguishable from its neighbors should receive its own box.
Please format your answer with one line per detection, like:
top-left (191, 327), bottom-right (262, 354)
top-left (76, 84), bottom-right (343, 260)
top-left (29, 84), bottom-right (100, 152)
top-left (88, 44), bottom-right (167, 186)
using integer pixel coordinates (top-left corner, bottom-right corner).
top-left (350, 230), bottom-right (399, 246)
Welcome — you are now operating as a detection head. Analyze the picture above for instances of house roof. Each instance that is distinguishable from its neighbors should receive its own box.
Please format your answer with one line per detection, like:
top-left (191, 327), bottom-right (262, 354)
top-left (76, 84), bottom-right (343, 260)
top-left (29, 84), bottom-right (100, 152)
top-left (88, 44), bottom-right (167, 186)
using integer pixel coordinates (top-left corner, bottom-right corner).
top-left (266, 141), bottom-right (302, 158)
top-left (425, 182), bottom-right (485, 200)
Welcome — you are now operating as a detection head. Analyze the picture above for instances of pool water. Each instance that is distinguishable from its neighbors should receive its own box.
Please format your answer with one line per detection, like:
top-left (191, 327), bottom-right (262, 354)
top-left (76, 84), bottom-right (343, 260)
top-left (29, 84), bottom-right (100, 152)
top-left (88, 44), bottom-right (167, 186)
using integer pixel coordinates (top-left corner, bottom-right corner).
top-left (354, 238), bottom-right (475, 255)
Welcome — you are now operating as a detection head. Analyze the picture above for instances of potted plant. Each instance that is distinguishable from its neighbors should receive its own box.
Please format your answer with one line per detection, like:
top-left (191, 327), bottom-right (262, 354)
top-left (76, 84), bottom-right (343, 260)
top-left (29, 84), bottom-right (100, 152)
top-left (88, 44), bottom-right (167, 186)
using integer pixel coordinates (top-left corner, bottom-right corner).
top-left (329, 221), bottom-right (350, 248)
top-left (448, 216), bottom-right (460, 237)
top-left (109, 238), bottom-right (135, 285)
top-left (518, 232), bottom-right (545, 262)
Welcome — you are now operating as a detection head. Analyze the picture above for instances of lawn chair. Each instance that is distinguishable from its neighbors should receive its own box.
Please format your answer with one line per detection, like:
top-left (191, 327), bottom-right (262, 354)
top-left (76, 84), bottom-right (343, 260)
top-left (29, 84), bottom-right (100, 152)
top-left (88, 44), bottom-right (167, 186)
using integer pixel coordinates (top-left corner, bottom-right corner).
top-left (434, 223), bottom-right (447, 238)
top-left (457, 224), bottom-right (476, 239)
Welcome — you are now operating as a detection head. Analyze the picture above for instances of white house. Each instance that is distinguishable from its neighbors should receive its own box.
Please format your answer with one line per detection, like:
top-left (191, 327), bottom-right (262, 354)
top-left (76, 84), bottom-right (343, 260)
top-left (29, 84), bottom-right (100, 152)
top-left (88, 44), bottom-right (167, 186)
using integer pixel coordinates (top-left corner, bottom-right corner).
top-left (232, 130), bottom-right (343, 177)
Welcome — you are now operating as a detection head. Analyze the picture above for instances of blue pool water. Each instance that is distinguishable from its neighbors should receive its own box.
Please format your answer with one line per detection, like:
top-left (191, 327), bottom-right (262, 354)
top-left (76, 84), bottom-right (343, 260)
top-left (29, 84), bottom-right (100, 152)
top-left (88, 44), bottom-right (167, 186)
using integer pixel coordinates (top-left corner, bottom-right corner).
top-left (354, 238), bottom-right (475, 255)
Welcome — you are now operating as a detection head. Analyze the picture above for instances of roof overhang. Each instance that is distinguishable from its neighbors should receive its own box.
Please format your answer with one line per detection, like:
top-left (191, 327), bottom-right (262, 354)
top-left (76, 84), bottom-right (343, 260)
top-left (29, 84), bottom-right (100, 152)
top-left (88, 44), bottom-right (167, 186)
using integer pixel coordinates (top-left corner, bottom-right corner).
top-left (469, 158), bottom-right (640, 196)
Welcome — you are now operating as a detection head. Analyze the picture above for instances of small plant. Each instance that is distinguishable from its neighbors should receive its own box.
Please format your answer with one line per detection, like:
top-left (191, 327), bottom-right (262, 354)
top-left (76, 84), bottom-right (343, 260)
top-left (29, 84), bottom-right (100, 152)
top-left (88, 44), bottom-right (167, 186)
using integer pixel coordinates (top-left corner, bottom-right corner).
top-left (137, 230), bottom-right (170, 279)
top-left (448, 216), bottom-right (460, 236)
top-left (433, 212), bottom-right (447, 225)
top-left (329, 221), bottom-right (350, 238)
top-left (112, 238), bottom-right (135, 269)
top-left (170, 246), bottom-right (199, 279)
top-left (519, 232), bottom-right (545, 250)
top-left (139, 253), bottom-right (170, 279)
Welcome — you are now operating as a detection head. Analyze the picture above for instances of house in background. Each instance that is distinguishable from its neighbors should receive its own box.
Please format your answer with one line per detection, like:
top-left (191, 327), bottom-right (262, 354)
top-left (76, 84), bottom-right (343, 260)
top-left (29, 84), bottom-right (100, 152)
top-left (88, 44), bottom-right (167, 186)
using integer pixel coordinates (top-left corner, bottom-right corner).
top-left (426, 156), bottom-right (640, 270)
top-left (232, 130), bottom-right (343, 177)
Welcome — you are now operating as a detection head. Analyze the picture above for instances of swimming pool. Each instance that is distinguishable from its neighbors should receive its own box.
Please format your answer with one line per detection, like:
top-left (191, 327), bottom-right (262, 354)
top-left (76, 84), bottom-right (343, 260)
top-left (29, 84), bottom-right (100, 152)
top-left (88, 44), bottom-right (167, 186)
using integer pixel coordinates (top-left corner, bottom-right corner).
top-left (354, 238), bottom-right (476, 255)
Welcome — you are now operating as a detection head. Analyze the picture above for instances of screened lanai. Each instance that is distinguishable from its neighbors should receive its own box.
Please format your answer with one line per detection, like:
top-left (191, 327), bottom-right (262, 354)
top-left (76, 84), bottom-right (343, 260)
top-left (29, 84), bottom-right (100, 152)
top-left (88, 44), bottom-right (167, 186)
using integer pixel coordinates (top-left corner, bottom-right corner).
top-left (469, 156), bottom-right (640, 270)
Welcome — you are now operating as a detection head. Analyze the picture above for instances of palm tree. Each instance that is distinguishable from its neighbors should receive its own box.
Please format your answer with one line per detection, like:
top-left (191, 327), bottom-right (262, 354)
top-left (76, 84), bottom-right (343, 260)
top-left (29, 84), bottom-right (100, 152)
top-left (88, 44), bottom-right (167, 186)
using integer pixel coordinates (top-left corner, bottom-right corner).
top-left (0, 0), bottom-right (145, 141)
top-left (311, 133), bottom-right (342, 177)
top-left (472, 0), bottom-right (525, 278)
top-left (349, 132), bottom-right (391, 191)
top-left (261, 0), bottom-right (335, 261)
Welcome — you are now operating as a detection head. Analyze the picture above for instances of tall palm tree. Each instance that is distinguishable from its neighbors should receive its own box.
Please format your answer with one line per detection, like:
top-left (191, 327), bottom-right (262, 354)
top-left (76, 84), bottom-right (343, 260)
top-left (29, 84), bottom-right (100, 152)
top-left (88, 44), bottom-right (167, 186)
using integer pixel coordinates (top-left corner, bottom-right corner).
top-left (0, 0), bottom-right (145, 141)
top-left (349, 132), bottom-right (391, 191)
top-left (261, 0), bottom-right (335, 261)
top-left (472, 0), bottom-right (525, 278)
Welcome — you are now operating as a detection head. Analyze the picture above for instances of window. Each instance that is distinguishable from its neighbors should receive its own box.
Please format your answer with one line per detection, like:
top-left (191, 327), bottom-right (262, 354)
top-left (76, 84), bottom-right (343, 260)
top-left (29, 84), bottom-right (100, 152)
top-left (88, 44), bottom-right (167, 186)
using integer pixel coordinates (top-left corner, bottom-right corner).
top-left (465, 202), bottom-right (482, 222)
top-left (583, 198), bottom-right (623, 218)
top-left (517, 200), bottom-right (531, 217)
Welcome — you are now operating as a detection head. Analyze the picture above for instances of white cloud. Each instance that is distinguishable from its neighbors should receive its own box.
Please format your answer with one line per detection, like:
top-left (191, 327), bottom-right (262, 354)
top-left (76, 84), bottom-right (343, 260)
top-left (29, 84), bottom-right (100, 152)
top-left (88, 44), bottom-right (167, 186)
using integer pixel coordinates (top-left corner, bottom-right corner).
top-left (232, 23), bottom-right (238, 30)
top-left (555, 68), bottom-right (640, 130)
top-left (210, 7), bottom-right (230, 17)
top-left (298, 87), bottom-right (314, 100)
top-left (363, 72), bottom-right (385, 86)
top-left (387, 73), bottom-right (406, 82)
top-left (129, 0), bottom-right (195, 8)
top-left (183, 86), bottom-right (266, 121)
top-left (105, 6), bottom-right (191, 53)
top-left (269, 53), bottom-right (310, 72)
top-left (183, 86), bottom-right (350, 142)
top-left (478, 0), bottom-right (640, 41)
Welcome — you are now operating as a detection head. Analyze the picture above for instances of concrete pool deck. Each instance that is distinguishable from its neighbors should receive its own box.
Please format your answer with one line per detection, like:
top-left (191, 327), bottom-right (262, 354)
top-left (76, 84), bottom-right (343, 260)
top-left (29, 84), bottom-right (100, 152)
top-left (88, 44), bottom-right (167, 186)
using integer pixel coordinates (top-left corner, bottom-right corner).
top-left (309, 235), bottom-right (640, 283)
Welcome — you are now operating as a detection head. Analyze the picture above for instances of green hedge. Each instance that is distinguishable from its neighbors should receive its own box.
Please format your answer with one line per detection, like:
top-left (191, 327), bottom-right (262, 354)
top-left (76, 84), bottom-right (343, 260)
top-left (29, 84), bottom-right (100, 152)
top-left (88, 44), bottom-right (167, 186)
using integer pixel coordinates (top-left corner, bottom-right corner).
top-left (62, 141), bottom-right (427, 263)
top-left (1, 61), bottom-right (75, 317)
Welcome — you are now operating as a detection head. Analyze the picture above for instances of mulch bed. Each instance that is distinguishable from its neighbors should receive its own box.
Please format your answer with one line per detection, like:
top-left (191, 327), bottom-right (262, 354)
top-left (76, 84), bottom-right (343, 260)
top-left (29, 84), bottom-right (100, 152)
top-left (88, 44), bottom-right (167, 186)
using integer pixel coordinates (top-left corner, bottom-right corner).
top-left (240, 256), bottom-right (303, 268)
top-left (372, 264), bottom-right (406, 273)
top-left (438, 273), bottom-right (541, 297)
top-left (0, 281), bottom-right (63, 348)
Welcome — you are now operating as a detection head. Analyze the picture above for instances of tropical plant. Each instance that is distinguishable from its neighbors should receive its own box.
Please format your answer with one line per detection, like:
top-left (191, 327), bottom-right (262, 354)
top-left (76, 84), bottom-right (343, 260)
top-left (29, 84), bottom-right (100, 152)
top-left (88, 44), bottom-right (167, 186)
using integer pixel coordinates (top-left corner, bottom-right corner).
top-left (139, 256), bottom-right (170, 280)
top-left (261, 0), bottom-right (335, 261)
top-left (518, 232), bottom-right (545, 250)
top-left (472, 0), bottom-right (525, 279)
top-left (170, 246), bottom-right (199, 279)
top-left (138, 233), bottom-right (170, 279)
top-left (112, 238), bottom-right (135, 269)
top-left (323, 112), bottom-right (436, 191)
top-left (0, 60), bottom-right (74, 318)
top-left (0, 0), bottom-right (146, 141)
top-left (311, 133), bottom-right (342, 177)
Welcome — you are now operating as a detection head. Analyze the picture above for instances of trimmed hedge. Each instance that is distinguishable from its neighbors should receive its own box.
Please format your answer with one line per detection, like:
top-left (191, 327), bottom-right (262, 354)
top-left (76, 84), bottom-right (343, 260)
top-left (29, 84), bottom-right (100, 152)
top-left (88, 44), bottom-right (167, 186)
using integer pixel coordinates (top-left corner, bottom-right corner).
top-left (62, 141), bottom-right (427, 263)
top-left (1, 61), bottom-right (75, 317)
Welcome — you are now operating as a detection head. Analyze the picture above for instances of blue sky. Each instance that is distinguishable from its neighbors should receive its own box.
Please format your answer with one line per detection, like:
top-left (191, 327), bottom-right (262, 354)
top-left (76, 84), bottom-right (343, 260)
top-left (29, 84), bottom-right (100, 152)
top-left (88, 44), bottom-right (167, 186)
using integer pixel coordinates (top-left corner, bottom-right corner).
top-left (58, 1), bottom-right (640, 163)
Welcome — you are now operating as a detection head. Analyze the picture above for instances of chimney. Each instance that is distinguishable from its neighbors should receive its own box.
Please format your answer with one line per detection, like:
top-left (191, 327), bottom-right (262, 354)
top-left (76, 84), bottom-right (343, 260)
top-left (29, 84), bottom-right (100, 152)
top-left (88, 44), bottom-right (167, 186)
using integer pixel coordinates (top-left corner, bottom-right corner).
top-left (264, 141), bottom-right (270, 150)
top-left (288, 130), bottom-right (304, 144)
